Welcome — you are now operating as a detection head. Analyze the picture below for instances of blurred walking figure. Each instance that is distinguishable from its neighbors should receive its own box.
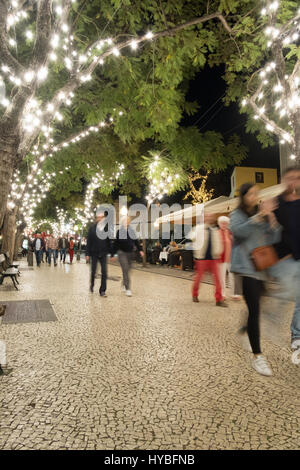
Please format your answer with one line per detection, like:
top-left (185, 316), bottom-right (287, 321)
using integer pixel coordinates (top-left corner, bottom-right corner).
top-left (189, 213), bottom-right (226, 307)
top-left (113, 216), bottom-right (143, 297)
top-left (69, 237), bottom-right (74, 264)
top-left (152, 241), bottom-right (162, 265)
top-left (22, 238), bottom-right (29, 257)
top-left (0, 340), bottom-right (7, 376)
top-left (268, 166), bottom-right (300, 351)
top-left (218, 216), bottom-right (242, 300)
top-left (86, 209), bottom-right (114, 297)
top-left (46, 234), bottom-right (59, 266)
top-left (44, 236), bottom-right (49, 263)
top-left (58, 234), bottom-right (69, 263)
top-left (217, 216), bottom-right (236, 300)
top-left (32, 233), bottom-right (45, 268)
top-left (230, 183), bottom-right (281, 377)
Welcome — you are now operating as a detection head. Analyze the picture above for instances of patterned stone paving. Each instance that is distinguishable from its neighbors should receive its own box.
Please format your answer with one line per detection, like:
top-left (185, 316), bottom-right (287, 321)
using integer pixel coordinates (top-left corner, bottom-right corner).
top-left (0, 260), bottom-right (299, 450)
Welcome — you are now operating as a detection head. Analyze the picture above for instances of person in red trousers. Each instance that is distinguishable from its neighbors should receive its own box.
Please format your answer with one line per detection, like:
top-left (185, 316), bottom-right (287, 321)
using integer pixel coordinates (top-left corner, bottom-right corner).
top-left (189, 213), bottom-right (227, 307)
top-left (69, 237), bottom-right (74, 264)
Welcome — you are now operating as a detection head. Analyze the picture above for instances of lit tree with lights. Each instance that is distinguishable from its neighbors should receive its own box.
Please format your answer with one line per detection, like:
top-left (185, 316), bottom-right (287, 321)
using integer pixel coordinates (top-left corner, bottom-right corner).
top-left (184, 170), bottom-right (214, 205)
top-left (6, 0), bottom-right (296, 260)
top-left (0, 0), bottom-right (238, 258)
top-left (240, 1), bottom-right (300, 164)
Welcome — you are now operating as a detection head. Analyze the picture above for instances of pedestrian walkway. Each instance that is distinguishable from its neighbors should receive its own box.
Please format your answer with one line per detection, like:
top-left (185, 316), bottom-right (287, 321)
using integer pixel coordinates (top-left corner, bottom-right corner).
top-left (0, 260), bottom-right (299, 450)
top-left (109, 258), bottom-right (195, 282)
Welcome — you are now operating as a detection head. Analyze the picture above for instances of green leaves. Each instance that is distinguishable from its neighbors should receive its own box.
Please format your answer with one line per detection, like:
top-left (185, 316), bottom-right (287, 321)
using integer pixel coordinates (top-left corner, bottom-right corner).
top-left (28, 0), bottom-right (265, 222)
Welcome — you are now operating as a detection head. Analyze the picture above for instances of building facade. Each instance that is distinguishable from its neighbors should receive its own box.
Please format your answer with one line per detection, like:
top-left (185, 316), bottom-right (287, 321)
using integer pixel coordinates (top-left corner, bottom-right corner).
top-left (230, 167), bottom-right (278, 198)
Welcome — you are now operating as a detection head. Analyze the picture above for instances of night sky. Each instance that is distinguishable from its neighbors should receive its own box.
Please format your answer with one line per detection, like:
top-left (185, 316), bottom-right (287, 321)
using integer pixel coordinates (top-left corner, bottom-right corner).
top-left (180, 64), bottom-right (280, 199)
top-left (133, 64), bottom-right (280, 205)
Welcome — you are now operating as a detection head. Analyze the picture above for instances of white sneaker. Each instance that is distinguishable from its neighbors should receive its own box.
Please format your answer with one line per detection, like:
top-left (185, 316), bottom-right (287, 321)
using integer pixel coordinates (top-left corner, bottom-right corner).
top-left (230, 295), bottom-right (242, 301)
top-left (291, 339), bottom-right (300, 351)
top-left (121, 285), bottom-right (126, 292)
top-left (126, 290), bottom-right (132, 297)
top-left (252, 355), bottom-right (273, 376)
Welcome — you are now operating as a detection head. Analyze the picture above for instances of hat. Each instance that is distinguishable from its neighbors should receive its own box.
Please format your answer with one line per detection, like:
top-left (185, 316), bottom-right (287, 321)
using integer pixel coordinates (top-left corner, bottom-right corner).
top-left (217, 216), bottom-right (230, 226)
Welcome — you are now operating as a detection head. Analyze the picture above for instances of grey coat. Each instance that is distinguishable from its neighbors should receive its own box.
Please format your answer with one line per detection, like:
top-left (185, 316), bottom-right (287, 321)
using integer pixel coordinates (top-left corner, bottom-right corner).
top-left (229, 208), bottom-right (282, 280)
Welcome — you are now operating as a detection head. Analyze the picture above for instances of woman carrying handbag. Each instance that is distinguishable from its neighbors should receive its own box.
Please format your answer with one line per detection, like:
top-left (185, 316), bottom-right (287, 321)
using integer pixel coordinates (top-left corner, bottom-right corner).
top-left (230, 183), bottom-right (281, 377)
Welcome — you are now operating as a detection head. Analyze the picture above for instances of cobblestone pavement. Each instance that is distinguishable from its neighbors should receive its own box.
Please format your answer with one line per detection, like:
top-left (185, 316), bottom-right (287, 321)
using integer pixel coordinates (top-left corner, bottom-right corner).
top-left (0, 260), bottom-right (299, 450)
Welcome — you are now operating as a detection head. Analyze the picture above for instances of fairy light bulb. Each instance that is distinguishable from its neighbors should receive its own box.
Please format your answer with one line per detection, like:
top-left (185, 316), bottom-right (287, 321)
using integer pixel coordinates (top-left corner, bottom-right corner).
top-left (25, 30), bottom-right (33, 40)
top-left (24, 70), bottom-right (34, 83)
top-left (37, 66), bottom-right (48, 81)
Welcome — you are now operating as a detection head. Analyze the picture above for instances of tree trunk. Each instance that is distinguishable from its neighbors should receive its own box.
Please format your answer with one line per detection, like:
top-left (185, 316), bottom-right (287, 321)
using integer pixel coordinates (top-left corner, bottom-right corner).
top-left (14, 223), bottom-right (26, 260)
top-left (293, 109), bottom-right (300, 165)
top-left (0, 131), bottom-right (20, 230)
top-left (1, 210), bottom-right (17, 262)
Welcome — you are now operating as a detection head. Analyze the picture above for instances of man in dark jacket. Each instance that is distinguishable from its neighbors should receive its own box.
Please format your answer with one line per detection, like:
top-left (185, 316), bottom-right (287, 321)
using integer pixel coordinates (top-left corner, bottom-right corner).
top-left (58, 234), bottom-right (69, 263)
top-left (269, 166), bottom-right (300, 350)
top-left (86, 209), bottom-right (114, 297)
top-left (32, 233), bottom-right (45, 268)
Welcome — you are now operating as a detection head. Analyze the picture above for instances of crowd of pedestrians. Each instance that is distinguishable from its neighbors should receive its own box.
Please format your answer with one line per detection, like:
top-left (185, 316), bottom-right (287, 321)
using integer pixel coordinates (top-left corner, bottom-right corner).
top-left (13, 166), bottom-right (300, 379)
top-left (230, 167), bottom-right (300, 375)
top-left (26, 232), bottom-right (83, 267)
top-left (85, 210), bottom-right (143, 298)
top-left (186, 166), bottom-right (300, 376)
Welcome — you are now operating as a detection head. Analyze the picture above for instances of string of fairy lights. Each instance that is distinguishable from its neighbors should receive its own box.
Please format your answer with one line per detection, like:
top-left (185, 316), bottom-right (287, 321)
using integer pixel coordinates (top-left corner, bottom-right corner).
top-left (3, 0), bottom-right (299, 235)
top-left (0, 0), bottom-right (155, 147)
top-left (8, 116), bottom-right (181, 232)
top-left (7, 115), bottom-right (118, 226)
top-left (1, 0), bottom-right (160, 231)
top-left (146, 155), bottom-right (180, 205)
top-left (241, 1), bottom-right (300, 162)
top-left (83, 163), bottom-right (125, 224)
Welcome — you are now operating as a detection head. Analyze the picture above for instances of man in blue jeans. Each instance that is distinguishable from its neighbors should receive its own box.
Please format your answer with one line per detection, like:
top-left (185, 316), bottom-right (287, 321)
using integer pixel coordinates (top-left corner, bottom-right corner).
top-left (46, 234), bottom-right (59, 266)
top-left (58, 234), bottom-right (69, 263)
top-left (86, 209), bottom-right (114, 297)
top-left (269, 166), bottom-right (300, 350)
top-left (32, 233), bottom-right (44, 267)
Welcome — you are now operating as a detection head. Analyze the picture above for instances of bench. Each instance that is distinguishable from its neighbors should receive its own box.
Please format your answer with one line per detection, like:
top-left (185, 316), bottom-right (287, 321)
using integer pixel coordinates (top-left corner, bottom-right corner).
top-left (4, 252), bottom-right (20, 276)
top-left (0, 254), bottom-right (19, 290)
